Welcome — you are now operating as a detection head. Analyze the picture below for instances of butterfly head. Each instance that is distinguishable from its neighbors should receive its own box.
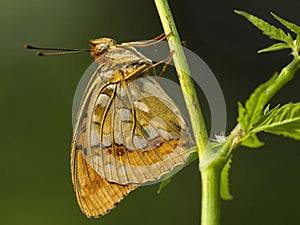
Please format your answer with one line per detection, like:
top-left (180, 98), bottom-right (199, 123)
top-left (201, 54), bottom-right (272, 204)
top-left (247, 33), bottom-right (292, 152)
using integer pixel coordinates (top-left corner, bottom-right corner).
top-left (89, 38), bottom-right (116, 58)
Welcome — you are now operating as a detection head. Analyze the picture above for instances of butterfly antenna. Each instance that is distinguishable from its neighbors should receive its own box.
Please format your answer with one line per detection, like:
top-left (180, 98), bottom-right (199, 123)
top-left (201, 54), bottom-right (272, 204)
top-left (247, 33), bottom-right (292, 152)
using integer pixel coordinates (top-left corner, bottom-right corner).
top-left (24, 44), bottom-right (91, 56)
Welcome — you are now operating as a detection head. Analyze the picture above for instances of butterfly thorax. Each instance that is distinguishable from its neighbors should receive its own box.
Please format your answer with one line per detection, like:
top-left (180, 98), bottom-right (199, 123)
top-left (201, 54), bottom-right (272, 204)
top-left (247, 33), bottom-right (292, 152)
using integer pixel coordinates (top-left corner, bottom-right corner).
top-left (106, 63), bottom-right (151, 84)
top-left (90, 39), bottom-right (153, 83)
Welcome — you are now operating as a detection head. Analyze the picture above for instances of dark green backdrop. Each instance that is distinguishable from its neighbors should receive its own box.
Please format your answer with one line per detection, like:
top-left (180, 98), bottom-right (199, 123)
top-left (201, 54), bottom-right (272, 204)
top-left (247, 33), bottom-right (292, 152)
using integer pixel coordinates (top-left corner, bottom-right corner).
top-left (1, 0), bottom-right (300, 225)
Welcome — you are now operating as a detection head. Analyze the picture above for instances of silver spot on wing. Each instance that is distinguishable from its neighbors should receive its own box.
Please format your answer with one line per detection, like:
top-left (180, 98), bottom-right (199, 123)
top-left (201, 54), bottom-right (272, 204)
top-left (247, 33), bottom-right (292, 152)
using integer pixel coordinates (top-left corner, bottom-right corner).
top-left (118, 108), bottom-right (131, 121)
top-left (107, 83), bottom-right (116, 90)
top-left (114, 130), bottom-right (123, 145)
top-left (133, 135), bottom-right (148, 150)
top-left (144, 126), bottom-right (159, 140)
top-left (100, 69), bottom-right (114, 81)
top-left (96, 94), bottom-right (110, 107)
top-left (91, 129), bottom-right (100, 147)
top-left (134, 101), bottom-right (149, 113)
top-left (102, 134), bottom-right (112, 147)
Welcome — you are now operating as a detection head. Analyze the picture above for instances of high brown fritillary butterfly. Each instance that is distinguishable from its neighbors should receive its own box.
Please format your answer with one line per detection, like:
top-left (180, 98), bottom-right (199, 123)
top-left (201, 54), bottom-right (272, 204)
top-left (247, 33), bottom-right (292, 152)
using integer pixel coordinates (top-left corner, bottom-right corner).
top-left (25, 35), bottom-right (195, 218)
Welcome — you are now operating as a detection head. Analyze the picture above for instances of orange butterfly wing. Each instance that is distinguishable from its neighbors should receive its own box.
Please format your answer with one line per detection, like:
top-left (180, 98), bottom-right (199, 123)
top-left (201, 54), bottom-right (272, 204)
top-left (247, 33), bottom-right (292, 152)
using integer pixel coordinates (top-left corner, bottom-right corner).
top-left (71, 114), bottom-right (137, 218)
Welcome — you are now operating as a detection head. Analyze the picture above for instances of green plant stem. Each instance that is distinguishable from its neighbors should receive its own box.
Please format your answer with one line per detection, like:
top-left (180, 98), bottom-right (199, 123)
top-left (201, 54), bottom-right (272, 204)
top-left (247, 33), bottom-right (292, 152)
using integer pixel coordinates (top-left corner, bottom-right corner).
top-left (201, 168), bottom-right (221, 225)
top-left (264, 56), bottom-right (300, 101)
top-left (153, 0), bottom-right (208, 159)
top-left (154, 1), bottom-right (215, 225)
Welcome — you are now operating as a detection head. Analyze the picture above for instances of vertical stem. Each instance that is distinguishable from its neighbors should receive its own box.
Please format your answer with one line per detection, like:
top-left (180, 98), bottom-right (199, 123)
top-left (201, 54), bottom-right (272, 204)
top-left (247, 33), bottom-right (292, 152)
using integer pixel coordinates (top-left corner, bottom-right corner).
top-left (154, 0), bottom-right (208, 159)
top-left (154, 2), bottom-right (220, 225)
top-left (201, 168), bottom-right (221, 225)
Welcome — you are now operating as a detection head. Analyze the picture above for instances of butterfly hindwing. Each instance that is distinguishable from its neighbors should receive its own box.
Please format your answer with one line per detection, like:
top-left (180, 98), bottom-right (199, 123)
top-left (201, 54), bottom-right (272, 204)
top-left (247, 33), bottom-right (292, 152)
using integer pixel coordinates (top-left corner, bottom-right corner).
top-left (86, 73), bottom-right (194, 185)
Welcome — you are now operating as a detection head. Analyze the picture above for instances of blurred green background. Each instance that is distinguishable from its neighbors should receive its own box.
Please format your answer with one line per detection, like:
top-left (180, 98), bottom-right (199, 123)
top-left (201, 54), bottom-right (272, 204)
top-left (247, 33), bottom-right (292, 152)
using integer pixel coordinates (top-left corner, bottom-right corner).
top-left (1, 0), bottom-right (300, 225)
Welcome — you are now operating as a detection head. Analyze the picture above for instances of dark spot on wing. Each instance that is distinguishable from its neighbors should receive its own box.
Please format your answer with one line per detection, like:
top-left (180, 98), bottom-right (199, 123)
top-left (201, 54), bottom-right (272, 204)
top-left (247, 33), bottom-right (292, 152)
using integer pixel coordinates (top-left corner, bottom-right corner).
top-left (151, 137), bottom-right (164, 147)
top-left (83, 148), bottom-right (88, 156)
top-left (142, 150), bottom-right (149, 155)
top-left (106, 148), bottom-right (112, 155)
top-left (116, 147), bottom-right (125, 156)
top-left (93, 121), bottom-right (101, 126)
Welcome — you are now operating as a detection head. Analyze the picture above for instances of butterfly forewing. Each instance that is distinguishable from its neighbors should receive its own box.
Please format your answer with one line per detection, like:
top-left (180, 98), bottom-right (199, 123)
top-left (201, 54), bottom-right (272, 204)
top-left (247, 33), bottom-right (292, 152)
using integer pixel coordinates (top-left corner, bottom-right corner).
top-left (71, 115), bottom-right (137, 218)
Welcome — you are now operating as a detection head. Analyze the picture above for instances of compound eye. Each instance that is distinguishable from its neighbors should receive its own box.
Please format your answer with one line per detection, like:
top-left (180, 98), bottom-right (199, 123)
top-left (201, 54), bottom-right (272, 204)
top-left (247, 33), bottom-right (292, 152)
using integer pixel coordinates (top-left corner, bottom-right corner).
top-left (96, 43), bottom-right (109, 54)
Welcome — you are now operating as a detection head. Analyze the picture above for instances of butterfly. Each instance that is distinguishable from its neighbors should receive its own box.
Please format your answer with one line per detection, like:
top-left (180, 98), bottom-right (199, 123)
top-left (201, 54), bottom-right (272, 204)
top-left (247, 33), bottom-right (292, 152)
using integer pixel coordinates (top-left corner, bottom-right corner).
top-left (25, 35), bottom-right (195, 218)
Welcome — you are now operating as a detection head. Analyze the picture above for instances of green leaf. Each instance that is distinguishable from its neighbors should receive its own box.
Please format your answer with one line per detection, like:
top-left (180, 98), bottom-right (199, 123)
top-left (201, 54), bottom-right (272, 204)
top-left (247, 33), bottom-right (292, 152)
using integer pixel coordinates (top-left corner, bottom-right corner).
top-left (241, 134), bottom-right (264, 148)
top-left (157, 175), bottom-right (173, 194)
top-left (252, 103), bottom-right (300, 140)
top-left (237, 73), bottom-right (278, 133)
top-left (235, 10), bottom-right (294, 46)
top-left (271, 12), bottom-right (300, 35)
top-left (258, 42), bottom-right (290, 53)
top-left (220, 157), bottom-right (233, 200)
top-left (296, 34), bottom-right (300, 51)
top-left (237, 102), bottom-right (247, 129)
top-left (263, 104), bottom-right (271, 115)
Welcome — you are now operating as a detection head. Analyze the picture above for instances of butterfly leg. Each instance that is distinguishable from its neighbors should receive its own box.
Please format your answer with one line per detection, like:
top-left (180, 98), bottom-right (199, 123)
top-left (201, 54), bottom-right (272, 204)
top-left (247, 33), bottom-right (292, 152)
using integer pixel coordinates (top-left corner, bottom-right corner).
top-left (129, 50), bottom-right (174, 78)
top-left (157, 50), bottom-right (174, 77)
top-left (119, 33), bottom-right (172, 48)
